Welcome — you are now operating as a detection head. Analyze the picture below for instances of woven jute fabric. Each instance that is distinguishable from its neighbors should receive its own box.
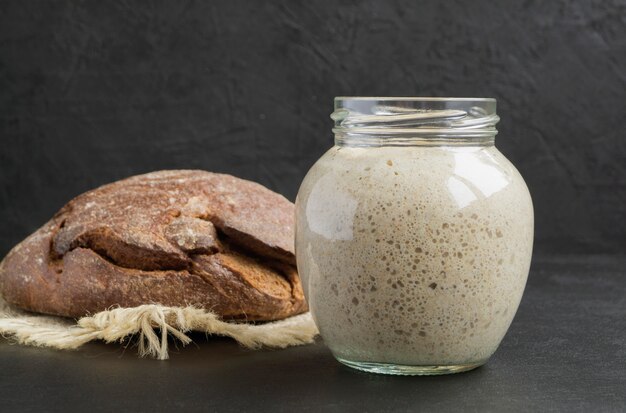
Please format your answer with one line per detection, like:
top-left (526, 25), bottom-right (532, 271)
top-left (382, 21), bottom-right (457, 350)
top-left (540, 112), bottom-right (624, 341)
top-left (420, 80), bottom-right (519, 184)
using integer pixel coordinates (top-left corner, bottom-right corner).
top-left (0, 297), bottom-right (318, 360)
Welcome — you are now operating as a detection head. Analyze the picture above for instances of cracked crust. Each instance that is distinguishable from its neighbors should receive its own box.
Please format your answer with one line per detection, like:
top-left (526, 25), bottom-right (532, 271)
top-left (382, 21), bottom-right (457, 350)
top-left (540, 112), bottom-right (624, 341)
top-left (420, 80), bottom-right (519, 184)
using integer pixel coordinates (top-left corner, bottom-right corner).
top-left (0, 170), bottom-right (306, 321)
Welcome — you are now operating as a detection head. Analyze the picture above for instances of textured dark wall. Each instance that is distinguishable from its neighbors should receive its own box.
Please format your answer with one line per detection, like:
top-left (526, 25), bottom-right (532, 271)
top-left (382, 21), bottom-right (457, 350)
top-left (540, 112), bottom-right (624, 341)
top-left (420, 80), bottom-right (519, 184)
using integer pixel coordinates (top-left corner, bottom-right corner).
top-left (1, 0), bottom-right (625, 257)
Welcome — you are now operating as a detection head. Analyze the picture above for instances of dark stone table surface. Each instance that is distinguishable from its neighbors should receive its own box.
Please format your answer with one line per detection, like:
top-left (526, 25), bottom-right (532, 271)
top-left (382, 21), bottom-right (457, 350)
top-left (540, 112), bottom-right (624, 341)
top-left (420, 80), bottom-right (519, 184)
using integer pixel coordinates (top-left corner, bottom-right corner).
top-left (1, 254), bottom-right (624, 412)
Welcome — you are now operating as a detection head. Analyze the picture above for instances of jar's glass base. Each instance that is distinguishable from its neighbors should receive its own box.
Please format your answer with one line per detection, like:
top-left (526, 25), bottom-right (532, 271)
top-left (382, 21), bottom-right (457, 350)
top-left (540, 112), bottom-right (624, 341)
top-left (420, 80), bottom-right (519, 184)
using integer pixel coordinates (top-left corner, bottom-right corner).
top-left (336, 357), bottom-right (485, 376)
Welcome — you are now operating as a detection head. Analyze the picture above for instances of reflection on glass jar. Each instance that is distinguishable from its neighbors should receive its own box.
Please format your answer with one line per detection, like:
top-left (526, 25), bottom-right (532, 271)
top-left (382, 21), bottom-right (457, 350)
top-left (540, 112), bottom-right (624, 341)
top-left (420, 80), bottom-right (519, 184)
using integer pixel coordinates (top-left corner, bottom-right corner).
top-left (296, 97), bottom-right (534, 375)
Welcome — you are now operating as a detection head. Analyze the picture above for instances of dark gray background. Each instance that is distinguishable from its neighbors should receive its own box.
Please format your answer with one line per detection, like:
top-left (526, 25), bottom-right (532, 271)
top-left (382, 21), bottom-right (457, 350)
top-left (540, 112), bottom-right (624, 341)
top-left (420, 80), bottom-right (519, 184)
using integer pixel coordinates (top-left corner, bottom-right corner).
top-left (1, 0), bottom-right (625, 257)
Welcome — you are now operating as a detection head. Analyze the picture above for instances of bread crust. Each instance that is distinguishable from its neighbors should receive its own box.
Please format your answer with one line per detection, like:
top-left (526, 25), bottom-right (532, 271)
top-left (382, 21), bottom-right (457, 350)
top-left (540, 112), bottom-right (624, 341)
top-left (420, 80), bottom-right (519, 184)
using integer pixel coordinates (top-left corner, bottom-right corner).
top-left (0, 170), bottom-right (306, 320)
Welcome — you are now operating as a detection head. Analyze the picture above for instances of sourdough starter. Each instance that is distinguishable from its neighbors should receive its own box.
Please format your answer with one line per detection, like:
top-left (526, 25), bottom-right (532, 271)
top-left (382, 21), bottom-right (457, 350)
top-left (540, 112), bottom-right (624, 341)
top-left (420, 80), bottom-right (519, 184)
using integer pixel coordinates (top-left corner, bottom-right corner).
top-left (295, 145), bottom-right (533, 366)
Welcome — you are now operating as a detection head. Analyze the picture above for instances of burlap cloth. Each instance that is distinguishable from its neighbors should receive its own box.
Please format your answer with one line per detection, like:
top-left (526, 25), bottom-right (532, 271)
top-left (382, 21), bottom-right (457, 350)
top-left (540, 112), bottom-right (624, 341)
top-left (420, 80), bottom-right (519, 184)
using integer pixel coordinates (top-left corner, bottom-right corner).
top-left (0, 296), bottom-right (318, 360)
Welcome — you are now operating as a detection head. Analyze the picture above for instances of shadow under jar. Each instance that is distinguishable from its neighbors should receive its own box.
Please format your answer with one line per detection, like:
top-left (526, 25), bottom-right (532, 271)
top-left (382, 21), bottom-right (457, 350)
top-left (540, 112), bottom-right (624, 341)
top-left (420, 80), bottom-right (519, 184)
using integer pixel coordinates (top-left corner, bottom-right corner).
top-left (295, 97), bottom-right (534, 375)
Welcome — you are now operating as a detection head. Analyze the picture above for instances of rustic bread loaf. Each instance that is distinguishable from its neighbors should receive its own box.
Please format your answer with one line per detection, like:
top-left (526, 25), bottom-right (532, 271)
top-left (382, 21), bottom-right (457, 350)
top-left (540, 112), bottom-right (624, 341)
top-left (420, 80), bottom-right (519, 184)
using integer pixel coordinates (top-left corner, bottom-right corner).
top-left (0, 170), bottom-right (307, 321)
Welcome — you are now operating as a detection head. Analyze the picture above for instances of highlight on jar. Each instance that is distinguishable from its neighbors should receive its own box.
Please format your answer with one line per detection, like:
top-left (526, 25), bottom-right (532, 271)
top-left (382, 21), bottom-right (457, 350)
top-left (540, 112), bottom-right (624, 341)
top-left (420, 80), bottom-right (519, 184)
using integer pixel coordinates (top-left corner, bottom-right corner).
top-left (295, 97), bottom-right (534, 376)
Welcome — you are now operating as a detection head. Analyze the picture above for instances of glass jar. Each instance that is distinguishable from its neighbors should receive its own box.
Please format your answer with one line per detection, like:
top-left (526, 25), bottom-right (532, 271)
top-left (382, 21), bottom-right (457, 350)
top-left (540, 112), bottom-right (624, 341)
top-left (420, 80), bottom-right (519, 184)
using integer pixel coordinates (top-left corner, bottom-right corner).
top-left (295, 97), bottom-right (534, 375)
